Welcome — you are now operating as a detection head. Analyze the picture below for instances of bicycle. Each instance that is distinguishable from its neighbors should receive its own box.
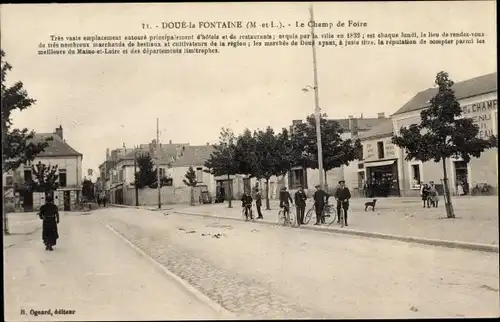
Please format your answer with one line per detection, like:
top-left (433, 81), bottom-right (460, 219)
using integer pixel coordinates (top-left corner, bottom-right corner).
top-left (304, 203), bottom-right (335, 225)
top-left (337, 201), bottom-right (347, 228)
top-left (241, 205), bottom-right (253, 221)
top-left (278, 204), bottom-right (297, 227)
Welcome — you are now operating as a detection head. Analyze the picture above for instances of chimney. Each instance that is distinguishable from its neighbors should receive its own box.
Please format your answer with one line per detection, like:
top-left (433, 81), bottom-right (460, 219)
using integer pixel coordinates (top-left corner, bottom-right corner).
top-left (169, 140), bottom-right (172, 144)
top-left (55, 125), bottom-right (63, 140)
top-left (106, 148), bottom-right (110, 160)
top-left (351, 118), bottom-right (359, 137)
top-left (206, 142), bottom-right (209, 146)
top-left (377, 112), bottom-right (385, 119)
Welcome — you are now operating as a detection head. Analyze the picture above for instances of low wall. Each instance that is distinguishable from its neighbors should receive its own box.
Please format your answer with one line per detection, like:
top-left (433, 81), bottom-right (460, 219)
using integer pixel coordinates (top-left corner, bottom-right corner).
top-left (123, 186), bottom-right (203, 206)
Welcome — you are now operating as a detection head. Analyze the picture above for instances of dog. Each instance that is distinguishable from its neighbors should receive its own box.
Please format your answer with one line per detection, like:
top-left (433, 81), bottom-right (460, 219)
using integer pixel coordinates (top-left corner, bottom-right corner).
top-left (364, 199), bottom-right (377, 212)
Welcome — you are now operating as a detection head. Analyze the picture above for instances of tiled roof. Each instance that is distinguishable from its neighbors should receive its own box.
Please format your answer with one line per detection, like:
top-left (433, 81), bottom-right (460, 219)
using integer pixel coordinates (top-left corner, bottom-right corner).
top-left (358, 118), bottom-right (394, 140)
top-left (333, 117), bottom-right (388, 132)
top-left (392, 72), bottom-right (497, 116)
top-left (33, 133), bottom-right (82, 157)
top-left (172, 145), bottom-right (215, 167)
top-left (120, 145), bottom-right (178, 164)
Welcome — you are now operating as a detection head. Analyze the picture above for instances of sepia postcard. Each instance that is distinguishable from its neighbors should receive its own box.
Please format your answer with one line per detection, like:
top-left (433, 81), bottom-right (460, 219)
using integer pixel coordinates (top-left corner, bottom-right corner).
top-left (1, 1), bottom-right (498, 321)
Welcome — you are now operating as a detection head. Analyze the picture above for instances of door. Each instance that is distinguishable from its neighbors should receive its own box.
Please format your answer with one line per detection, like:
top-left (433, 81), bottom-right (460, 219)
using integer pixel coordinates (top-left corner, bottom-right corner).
top-left (63, 191), bottom-right (71, 211)
top-left (23, 191), bottom-right (33, 212)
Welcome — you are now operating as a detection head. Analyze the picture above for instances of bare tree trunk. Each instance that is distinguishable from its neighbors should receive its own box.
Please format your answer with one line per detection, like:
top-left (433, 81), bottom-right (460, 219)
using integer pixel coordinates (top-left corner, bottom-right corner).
top-left (265, 178), bottom-right (271, 210)
top-left (190, 186), bottom-right (195, 206)
top-left (227, 174), bottom-right (232, 208)
top-left (2, 188), bottom-right (9, 235)
top-left (441, 158), bottom-right (455, 218)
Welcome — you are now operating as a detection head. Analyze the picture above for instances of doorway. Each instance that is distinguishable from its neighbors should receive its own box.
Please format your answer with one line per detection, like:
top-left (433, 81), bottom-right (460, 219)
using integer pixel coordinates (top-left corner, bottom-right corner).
top-left (63, 191), bottom-right (71, 211)
top-left (23, 191), bottom-right (33, 212)
top-left (453, 161), bottom-right (469, 195)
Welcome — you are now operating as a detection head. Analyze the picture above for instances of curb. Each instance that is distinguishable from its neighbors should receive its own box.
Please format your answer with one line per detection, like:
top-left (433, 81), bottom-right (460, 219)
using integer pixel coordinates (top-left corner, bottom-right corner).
top-left (171, 210), bottom-right (499, 254)
top-left (103, 223), bottom-right (236, 320)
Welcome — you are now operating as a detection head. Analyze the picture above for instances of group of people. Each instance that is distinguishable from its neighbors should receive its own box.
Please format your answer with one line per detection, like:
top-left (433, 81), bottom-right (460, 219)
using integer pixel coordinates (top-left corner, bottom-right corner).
top-left (420, 181), bottom-right (440, 208)
top-left (241, 180), bottom-right (352, 226)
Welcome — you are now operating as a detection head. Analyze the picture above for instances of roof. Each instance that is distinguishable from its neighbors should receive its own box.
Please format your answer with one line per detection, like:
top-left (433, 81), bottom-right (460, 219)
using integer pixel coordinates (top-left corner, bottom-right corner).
top-left (392, 72), bottom-right (497, 116)
top-left (172, 145), bottom-right (215, 167)
top-left (333, 117), bottom-right (388, 132)
top-left (358, 118), bottom-right (394, 141)
top-left (33, 133), bottom-right (82, 157)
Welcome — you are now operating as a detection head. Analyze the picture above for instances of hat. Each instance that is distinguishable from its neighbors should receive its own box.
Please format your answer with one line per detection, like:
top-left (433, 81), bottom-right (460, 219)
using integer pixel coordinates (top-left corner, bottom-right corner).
top-left (46, 195), bottom-right (54, 203)
top-left (315, 184), bottom-right (321, 188)
top-left (339, 180), bottom-right (345, 184)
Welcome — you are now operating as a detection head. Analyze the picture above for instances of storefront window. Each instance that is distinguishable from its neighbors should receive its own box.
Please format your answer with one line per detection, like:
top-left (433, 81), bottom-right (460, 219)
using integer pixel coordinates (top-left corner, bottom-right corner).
top-left (410, 164), bottom-right (421, 189)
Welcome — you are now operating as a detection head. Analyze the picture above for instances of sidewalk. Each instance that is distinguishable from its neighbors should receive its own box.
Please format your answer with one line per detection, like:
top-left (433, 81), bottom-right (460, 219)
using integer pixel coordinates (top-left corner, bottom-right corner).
top-left (3, 214), bottom-right (231, 321)
top-left (163, 196), bottom-right (499, 249)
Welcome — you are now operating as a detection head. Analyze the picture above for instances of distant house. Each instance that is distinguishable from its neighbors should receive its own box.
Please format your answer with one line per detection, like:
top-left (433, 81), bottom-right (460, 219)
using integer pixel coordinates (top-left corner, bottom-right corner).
top-left (3, 126), bottom-right (83, 212)
top-left (170, 144), bottom-right (216, 192)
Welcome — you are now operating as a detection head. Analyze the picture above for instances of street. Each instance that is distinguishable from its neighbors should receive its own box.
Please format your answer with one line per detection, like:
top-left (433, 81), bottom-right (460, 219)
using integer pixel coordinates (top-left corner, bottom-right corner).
top-left (3, 212), bottom-right (231, 321)
top-left (5, 207), bottom-right (498, 320)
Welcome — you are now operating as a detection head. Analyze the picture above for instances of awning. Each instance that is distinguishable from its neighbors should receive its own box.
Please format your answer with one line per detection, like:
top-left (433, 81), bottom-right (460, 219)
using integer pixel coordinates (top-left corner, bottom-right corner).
top-left (365, 160), bottom-right (396, 168)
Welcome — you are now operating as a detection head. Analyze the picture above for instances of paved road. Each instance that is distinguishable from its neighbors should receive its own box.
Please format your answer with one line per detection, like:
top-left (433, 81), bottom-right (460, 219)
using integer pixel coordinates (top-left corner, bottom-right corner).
top-left (3, 213), bottom-right (229, 321)
top-left (97, 207), bottom-right (500, 319)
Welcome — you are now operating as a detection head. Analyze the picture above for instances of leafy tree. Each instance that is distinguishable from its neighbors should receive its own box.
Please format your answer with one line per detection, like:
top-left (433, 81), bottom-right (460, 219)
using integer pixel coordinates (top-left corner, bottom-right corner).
top-left (234, 128), bottom-right (259, 177)
top-left (392, 71), bottom-right (497, 218)
top-left (2, 50), bottom-right (52, 234)
top-left (134, 153), bottom-right (157, 189)
top-left (204, 128), bottom-right (239, 208)
top-left (82, 179), bottom-right (94, 201)
top-left (291, 113), bottom-right (362, 186)
top-left (183, 166), bottom-right (198, 206)
top-left (254, 127), bottom-right (294, 210)
top-left (31, 161), bottom-right (60, 195)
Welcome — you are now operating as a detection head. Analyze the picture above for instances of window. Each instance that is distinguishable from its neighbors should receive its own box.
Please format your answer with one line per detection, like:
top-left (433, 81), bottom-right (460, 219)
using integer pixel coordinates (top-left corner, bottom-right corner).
top-left (410, 164), bottom-right (421, 190)
top-left (59, 169), bottom-right (67, 187)
top-left (159, 168), bottom-right (165, 178)
top-left (196, 167), bottom-right (203, 183)
top-left (118, 169), bottom-right (124, 182)
top-left (5, 175), bottom-right (13, 186)
top-left (24, 169), bottom-right (32, 183)
top-left (359, 146), bottom-right (364, 160)
top-left (377, 141), bottom-right (385, 159)
top-left (288, 167), bottom-right (307, 189)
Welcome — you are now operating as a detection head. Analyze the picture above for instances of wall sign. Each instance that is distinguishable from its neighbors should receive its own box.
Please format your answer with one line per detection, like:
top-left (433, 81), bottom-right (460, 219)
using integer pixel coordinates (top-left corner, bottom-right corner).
top-left (461, 99), bottom-right (497, 139)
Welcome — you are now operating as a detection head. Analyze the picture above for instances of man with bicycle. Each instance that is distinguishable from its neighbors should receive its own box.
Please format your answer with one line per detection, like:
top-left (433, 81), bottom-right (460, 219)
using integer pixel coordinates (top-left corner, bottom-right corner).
top-left (241, 190), bottom-right (253, 220)
top-left (313, 184), bottom-right (329, 225)
top-left (279, 186), bottom-right (293, 219)
top-left (334, 180), bottom-right (351, 226)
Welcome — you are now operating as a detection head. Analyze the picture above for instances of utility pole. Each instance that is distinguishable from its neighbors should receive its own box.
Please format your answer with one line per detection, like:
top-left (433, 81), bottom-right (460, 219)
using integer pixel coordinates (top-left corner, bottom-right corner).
top-left (309, 3), bottom-right (325, 190)
top-left (134, 150), bottom-right (139, 206)
top-left (156, 118), bottom-right (161, 209)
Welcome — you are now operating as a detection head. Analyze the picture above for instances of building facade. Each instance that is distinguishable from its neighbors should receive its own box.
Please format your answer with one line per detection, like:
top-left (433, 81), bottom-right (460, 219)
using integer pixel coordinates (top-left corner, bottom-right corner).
top-left (392, 72), bottom-right (497, 197)
top-left (3, 126), bottom-right (83, 211)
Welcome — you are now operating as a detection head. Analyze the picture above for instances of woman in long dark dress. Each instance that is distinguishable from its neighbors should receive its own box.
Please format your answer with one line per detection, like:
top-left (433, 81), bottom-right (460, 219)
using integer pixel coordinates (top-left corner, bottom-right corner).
top-left (39, 195), bottom-right (60, 251)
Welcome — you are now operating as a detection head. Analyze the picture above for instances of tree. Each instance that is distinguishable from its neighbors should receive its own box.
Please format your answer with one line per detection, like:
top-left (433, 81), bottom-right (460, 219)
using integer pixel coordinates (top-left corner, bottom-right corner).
top-left (234, 128), bottom-right (259, 177)
top-left (291, 113), bottom-right (362, 186)
top-left (2, 49), bottom-right (52, 235)
top-left (204, 128), bottom-right (239, 208)
top-left (134, 153), bottom-right (157, 189)
top-left (31, 161), bottom-right (59, 195)
top-left (183, 166), bottom-right (198, 206)
top-left (392, 71), bottom-right (497, 218)
top-left (82, 178), bottom-right (94, 201)
top-left (254, 127), bottom-right (294, 210)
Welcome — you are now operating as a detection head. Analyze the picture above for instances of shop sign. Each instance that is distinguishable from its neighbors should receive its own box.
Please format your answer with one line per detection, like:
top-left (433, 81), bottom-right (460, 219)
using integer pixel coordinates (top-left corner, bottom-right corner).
top-left (461, 99), bottom-right (497, 139)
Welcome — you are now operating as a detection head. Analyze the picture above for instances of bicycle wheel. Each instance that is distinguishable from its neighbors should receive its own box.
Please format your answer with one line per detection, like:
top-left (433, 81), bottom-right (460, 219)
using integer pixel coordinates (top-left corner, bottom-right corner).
top-left (304, 207), bottom-right (314, 224)
top-left (277, 210), bottom-right (286, 226)
top-left (324, 207), bottom-right (336, 225)
top-left (288, 209), bottom-right (297, 227)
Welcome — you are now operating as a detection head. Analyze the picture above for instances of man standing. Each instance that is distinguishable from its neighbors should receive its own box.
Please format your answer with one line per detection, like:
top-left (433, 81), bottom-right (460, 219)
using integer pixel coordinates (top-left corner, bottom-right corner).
top-left (334, 180), bottom-right (351, 226)
top-left (313, 185), bottom-right (329, 225)
top-left (255, 189), bottom-right (263, 219)
top-left (294, 185), bottom-right (307, 225)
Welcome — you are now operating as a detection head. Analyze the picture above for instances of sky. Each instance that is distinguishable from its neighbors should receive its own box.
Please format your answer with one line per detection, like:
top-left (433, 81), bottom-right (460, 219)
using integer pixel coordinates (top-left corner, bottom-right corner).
top-left (1, 2), bottom-right (497, 177)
